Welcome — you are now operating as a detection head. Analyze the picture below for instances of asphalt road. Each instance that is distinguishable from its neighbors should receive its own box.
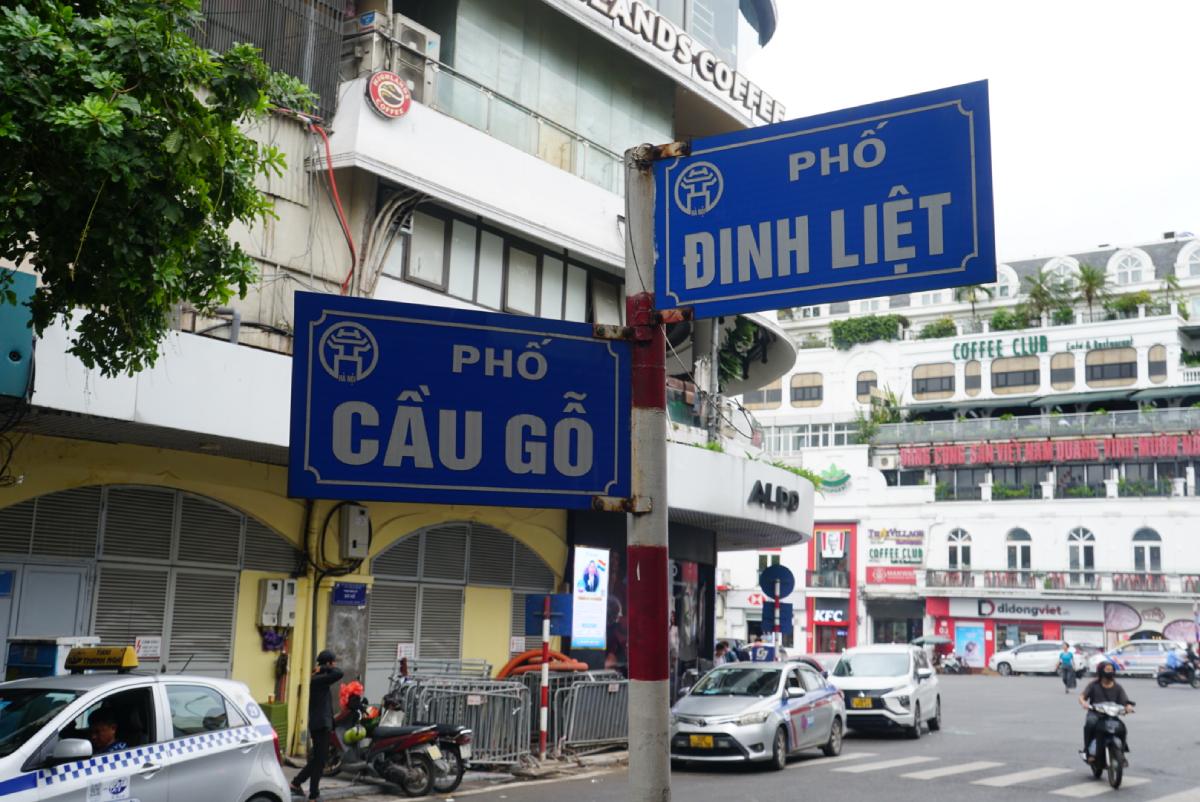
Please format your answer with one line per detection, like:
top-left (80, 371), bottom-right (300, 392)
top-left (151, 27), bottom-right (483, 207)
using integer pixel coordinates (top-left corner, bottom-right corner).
top-left (439, 674), bottom-right (1200, 802)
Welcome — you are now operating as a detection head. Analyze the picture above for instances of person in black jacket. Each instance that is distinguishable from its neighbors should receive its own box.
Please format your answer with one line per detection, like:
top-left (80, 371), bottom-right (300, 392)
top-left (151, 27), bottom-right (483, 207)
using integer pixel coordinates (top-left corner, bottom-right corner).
top-left (291, 650), bottom-right (344, 800)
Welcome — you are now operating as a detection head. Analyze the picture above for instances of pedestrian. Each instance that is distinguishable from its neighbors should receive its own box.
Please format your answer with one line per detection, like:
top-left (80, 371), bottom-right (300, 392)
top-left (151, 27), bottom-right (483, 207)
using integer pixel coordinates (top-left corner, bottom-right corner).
top-left (291, 650), bottom-right (344, 801)
top-left (1059, 643), bottom-right (1077, 693)
top-left (714, 641), bottom-right (733, 665)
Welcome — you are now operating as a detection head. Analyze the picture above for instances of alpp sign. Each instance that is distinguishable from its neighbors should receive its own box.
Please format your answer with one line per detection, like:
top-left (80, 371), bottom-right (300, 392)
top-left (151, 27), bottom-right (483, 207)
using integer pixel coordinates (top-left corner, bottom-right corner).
top-left (748, 480), bottom-right (800, 512)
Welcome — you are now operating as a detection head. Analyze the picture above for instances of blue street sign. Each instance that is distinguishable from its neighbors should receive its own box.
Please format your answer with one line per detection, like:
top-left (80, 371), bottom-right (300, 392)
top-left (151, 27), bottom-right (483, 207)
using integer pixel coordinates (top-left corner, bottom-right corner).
top-left (654, 81), bottom-right (995, 317)
top-left (332, 582), bottom-right (368, 606)
top-left (525, 593), bottom-right (573, 637)
top-left (761, 602), bottom-right (794, 635)
top-left (289, 293), bottom-right (632, 509)
top-left (758, 564), bottom-right (795, 598)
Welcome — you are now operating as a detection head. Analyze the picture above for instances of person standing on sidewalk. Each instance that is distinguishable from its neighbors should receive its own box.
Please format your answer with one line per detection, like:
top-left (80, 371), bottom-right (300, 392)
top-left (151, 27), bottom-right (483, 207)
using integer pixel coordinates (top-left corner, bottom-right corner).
top-left (291, 650), bottom-right (344, 800)
top-left (1059, 643), bottom-right (1077, 693)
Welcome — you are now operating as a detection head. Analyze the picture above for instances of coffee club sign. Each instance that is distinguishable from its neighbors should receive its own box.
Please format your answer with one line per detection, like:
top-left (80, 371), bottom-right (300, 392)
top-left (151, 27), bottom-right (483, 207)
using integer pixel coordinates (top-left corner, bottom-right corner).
top-left (901, 434), bottom-right (1200, 468)
top-left (577, 0), bottom-right (785, 123)
top-left (866, 527), bottom-right (924, 565)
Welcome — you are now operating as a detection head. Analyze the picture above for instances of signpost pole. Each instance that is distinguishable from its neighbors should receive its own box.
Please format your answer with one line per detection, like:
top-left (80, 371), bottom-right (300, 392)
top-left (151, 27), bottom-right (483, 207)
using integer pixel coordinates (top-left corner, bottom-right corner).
top-left (625, 145), bottom-right (671, 802)
top-left (773, 579), bottom-right (781, 647)
top-left (539, 595), bottom-right (551, 760)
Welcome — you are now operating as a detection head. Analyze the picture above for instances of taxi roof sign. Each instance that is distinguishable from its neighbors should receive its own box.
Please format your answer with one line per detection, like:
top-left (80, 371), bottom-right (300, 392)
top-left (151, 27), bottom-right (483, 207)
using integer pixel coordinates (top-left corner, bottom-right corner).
top-left (64, 646), bottom-right (139, 674)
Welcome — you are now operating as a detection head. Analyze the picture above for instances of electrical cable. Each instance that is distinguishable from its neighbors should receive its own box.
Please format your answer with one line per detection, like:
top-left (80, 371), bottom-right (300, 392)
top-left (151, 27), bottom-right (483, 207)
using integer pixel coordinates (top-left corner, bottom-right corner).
top-left (308, 123), bottom-right (357, 294)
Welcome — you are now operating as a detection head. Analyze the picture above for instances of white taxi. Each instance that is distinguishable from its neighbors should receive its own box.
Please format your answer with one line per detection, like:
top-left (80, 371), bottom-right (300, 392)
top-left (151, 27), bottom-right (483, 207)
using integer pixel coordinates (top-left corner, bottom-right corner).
top-left (0, 646), bottom-right (289, 801)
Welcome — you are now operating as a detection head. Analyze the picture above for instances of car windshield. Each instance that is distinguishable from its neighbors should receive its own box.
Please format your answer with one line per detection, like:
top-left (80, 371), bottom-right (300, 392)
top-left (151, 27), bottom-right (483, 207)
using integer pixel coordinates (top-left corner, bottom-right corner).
top-left (833, 653), bottom-right (910, 677)
top-left (691, 667), bottom-right (781, 697)
top-left (0, 688), bottom-right (82, 757)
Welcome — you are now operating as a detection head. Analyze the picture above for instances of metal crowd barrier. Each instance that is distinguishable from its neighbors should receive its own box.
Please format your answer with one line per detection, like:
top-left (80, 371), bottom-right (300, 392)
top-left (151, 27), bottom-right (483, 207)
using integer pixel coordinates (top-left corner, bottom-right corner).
top-left (554, 678), bottom-right (629, 753)
top-left (395, 657), bottom-right (493, 678)
top-left (518, 670), bottom-right (623, 750)
top-left (388, 676), bottom-right (531, 766)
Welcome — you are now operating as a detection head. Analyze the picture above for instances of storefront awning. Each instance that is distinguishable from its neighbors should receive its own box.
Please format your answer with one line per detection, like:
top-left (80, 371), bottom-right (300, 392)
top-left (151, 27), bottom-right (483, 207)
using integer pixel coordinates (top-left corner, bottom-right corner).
top-left (1034, 390), bottom-right (1133, 407)
top-left (1130, 385), bottom-right (1200, 401)
top-left (905, 396), bottom-right (1040, 414)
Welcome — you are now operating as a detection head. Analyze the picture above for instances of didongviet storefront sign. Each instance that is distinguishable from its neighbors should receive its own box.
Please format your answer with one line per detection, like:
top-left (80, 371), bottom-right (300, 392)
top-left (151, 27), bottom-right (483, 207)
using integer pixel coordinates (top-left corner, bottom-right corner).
top-left (901, 433), bottom-right (1200, 468)
top-left (948, 597), bottom-right (1104, 623)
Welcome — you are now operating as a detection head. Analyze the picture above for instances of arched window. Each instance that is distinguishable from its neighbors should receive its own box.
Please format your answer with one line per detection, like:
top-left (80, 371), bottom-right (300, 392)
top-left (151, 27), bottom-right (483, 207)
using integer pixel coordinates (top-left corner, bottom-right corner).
top-left (1174, 240), bottom-right (1200, 279)
top-left (1006, 528), bottom-right (1032, 571)
top-left (948, 528), bottom-right (971, 570)
top-left (1044, 256), bottom-right (1079, 284)
top-left (1068, 527), bottom-right (1095, 587)
top-left (1148, 344), bottom-right (1167, 383)
top-left (1132, 528), bottom-right (1162, 573)
top-left (993, 264), bottom-right (1019, 299)
top-left (1106, 248), bottom-right (1152, 286)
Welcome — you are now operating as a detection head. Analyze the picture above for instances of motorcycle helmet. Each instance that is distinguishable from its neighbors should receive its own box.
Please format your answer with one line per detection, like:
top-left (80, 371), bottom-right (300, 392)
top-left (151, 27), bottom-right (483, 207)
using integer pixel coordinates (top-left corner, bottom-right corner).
top-left (1097, 660), bottom-right (1118, 679)
top-left (343, 725), bottom-right (367, 744)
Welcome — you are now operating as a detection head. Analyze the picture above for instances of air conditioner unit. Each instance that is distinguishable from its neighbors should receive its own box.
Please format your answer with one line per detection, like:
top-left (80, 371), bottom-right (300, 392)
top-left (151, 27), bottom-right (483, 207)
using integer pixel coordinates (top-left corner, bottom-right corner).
top-left (391, 15), bottom-right (440, 103)
top-left (342, 11), bottom-right (391, 77)
top-left (871, 454), bottom-right (895, 469)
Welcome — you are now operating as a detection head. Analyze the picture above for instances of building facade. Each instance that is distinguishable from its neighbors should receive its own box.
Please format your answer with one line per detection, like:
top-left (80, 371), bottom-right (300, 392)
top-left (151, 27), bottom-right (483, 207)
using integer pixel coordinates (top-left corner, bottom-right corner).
top-left (0, 0), bottom-right (812, 753)
top-left (719, 235), bottom-right (1200, 663)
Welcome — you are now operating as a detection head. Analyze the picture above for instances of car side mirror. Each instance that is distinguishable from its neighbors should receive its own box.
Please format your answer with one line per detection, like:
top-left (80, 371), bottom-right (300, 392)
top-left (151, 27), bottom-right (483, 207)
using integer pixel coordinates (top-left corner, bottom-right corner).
top-left (787, 686), bottom-right (805, 699)
top-left (822, 670), bottom-right (829, 678)
top-left (917, 667), bottom-right (934, 680)
top-left (49, 738), bottom-right (92, 766)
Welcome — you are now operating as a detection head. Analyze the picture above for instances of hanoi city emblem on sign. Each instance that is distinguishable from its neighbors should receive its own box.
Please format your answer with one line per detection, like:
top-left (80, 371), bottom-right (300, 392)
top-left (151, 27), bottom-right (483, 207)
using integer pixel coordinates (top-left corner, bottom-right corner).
top-left (673, 161), bottom-right (723, 216)
top-left (319, 321), bottom-right (378, 383)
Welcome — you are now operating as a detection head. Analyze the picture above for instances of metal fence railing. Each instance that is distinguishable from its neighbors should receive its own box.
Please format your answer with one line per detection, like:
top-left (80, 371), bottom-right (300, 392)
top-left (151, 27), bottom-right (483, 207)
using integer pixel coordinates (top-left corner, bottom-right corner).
top-left (554, 678), bottom-right (629, 753)
top-left (390, 676), bottom-right (531, 766)
top-left (400, 658), bottom-right (493, 678)
top-left (517, 670), bottom-right (623, 751)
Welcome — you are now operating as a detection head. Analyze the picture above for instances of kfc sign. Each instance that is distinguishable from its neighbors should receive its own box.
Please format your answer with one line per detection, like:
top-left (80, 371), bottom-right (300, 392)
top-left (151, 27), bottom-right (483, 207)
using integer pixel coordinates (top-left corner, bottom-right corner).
top-left (814, 608), bottom-right (846, 623)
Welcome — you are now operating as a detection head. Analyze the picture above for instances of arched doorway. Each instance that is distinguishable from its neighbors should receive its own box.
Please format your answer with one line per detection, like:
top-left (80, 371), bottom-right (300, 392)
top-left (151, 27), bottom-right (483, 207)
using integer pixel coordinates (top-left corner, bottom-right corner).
top-left (0, 485), bottom-right (300, 677)
top-left (365, 522), bottom-right (555, 695)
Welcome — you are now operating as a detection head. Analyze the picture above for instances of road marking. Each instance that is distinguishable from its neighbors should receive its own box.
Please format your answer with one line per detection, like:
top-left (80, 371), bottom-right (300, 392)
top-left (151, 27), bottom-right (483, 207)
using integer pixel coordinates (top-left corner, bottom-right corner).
top-left (445, 769), bottom-right (620, 797)
top-left (834, 756), bottom-right (937, 773)
top-left (1052, 776), bottom-right (1149, 797)
top-left (1143, 790), bottom-right (1200, 802)
top-left (903, 760), bottom-right (1004, 780)
top-left (973, 766), bottom-right (1074, 787)
top-left (793, 752), bottom-right (878, 769)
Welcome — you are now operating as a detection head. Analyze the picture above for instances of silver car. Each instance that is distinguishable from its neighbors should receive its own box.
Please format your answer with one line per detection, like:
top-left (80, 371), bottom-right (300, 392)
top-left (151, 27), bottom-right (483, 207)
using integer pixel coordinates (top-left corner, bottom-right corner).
top-left (670, 661), bottom-right (846, 770)
top-left (0, 659), bottom-right (288, 801)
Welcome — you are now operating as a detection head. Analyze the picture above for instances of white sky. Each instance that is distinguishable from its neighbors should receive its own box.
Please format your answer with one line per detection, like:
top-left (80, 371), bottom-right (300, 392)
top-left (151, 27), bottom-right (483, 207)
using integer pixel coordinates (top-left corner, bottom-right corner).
top-left (746, 1), bottom-right (1200, 262)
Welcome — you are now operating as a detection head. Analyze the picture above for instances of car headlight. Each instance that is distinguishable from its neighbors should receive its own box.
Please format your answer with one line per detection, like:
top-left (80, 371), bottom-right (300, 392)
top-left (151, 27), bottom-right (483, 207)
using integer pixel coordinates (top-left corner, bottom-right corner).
top-left (669, 714), bottom-right (679, 726)
top-left (735, 710), bottom-right (771, 726)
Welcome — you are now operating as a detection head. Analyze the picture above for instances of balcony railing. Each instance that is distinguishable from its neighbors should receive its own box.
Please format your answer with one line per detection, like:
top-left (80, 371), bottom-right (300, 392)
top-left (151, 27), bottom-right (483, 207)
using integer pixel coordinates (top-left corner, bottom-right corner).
top-left (921, 570), bottom-right (1197, 593)
top-left (875, 407), bottom-right (1200, 445)
top-left (983, 571), bottom-right (1038, 589)
top-left (1112, 573), bottom-right (1169, 592)
top-left (926, 570), bottom-right (974, 588)
top-left (1184, 575), bottom-right (1200, 593)
top-left (807, 570), bottom-right (850, 589)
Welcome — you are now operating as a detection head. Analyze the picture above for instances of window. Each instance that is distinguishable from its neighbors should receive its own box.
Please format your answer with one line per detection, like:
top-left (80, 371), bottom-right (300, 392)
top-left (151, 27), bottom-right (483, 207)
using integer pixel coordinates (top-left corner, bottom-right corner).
top-left (991, 356), bottom-right (1040, 393)
top-left (1068, 527), bottom-right (1095, 586)
top-left (858, 297), bottom-right (888, 313)
top-left (1044, 256), bottom-right (1079, 284)
top-left (993, 265), bottom-right (1019, 299)
top-left (799, 666), bottom-right (826, 692)
top-left (0, 688), bottom-right (81, 757)
top-left (743, 380), bottom-right (782, 410)
top-left (790, 373), bottom-right (824, 407)
top-left (800, 305), bottom-right (822, 318)
top-left (920, 291), bottom-right (944, 305)
top-left (504, 246), bottom-right (538, 315)
top-left (1148, 345), bottom-right (1167, 383)
top-left (1175, 240), bottom-right (1200, 279)
top-left (758, 553), bottom-right (781, 572)
top-left (856, 371), bottom-right (878, 402)
top-left (1085, 348), bottom-right (1137, 387)
top-left (1132, 528), bottom-right (1162, 573)
top-left (447, 219), bottom-right (478, 300)
top-left (1107, 249), bottom-right (1151, 286)
top-left (405, 211), bottom-right (447, 289)
top-left (1006, 528), bottom-right (1032, 571)
top-left (166, 685), bottom-right (244, 738)
top-left (1050, 352), bottom-right (1076, 390)
top-left (913, 362), bottom-right (955, 399)
top-left (948, 528), bottom-right (971, 569)
top-left (60, 688), bottom-right (157, 752)
top-left (964, 360), bottom-right (981, 395)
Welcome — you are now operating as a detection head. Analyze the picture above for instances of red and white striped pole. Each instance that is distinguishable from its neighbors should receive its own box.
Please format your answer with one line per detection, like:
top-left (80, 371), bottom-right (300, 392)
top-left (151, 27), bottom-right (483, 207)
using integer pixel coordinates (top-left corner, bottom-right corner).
top-left (625, 145), bottom-right (671, 802)
top-left (773, 579), bottom-right (782, 647)
top-left (539, 594), bottom-right (551, 760)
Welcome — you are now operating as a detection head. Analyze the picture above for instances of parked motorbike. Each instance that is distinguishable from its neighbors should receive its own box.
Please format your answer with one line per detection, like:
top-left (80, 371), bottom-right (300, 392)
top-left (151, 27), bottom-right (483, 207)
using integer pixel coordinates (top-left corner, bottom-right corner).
top-left (940, 653), bottom-right (966, 675)
top-left (318, 691), bottom-right (442, 797)
top-left (1081, 702), bottom-right (1132, 789)
top-left (379, 688), bottom-right (473, 793)
top-left (1156, 659), bottom-right (1200, 688)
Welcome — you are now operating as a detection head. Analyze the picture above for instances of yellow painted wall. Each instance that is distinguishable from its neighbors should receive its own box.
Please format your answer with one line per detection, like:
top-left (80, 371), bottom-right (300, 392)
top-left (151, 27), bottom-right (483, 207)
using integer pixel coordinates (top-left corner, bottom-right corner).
top-left (462, 586), bottom-right (514, 675)
top-left (4, 434), bottom-right (570, 754)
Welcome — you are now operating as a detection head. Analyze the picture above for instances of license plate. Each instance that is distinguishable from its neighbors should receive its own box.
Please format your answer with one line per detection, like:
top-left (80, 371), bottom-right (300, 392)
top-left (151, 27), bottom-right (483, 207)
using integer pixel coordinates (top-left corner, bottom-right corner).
top-left (851, 697), bottom-right (873, 709)
top-left (688, 735), bottom-right (714, 749)
top-left (459, 743), bottom-right (471, 761)
top-left (426, 744), bottom-right (442, 761)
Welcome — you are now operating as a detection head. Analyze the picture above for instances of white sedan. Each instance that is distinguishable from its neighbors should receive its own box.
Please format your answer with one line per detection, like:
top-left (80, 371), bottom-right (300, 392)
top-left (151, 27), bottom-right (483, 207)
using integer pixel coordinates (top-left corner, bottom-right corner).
top-left (989, 640), bottom-right (1084, 676)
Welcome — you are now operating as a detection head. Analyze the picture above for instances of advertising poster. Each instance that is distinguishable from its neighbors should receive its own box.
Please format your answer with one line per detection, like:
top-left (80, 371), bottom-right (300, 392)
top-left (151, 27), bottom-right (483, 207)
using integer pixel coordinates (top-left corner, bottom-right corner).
top-left (572, 546), bottom-right (609, 649)
top-left (955, 623), bottom-right (986, 668)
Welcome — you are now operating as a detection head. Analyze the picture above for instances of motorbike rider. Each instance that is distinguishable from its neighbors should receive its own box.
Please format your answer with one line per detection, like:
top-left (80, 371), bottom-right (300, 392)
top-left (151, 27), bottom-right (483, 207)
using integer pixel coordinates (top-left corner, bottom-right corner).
top-left (1078, 661), bottom-right (1133, 765)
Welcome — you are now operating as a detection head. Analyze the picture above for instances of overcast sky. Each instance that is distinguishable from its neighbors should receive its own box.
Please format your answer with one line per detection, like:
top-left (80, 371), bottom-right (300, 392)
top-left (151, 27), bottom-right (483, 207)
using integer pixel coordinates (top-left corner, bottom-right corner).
top-left (745, 1), bottom-right (1200, 262)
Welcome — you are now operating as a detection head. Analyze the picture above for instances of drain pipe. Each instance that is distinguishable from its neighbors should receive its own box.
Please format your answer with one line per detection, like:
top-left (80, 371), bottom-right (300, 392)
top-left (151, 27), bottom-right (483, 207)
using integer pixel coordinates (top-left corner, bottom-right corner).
top-left (214, 308), bottom-right (242, 343)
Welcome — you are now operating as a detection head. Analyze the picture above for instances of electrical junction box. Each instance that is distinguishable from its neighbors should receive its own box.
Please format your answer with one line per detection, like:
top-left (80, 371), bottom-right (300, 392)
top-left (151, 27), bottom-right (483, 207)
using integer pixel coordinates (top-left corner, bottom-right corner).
top-left (257, 578), bottom-right (283, 627)
top-left (339, 504), bottom-right (370, 560)
top-left (0, 271), bottom-right (36, 399)
top-left (279, 579), bottom-right (298, 628)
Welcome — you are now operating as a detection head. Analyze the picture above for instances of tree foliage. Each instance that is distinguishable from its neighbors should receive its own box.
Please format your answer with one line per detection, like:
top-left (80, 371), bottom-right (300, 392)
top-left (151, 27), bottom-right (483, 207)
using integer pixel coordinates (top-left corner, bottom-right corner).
top-left (830, 314), bottom-right (908, 350)
top-left (0, 0), bottom-right (313, 375)
top-left (1022, 269), bottom-right (1071, 321)
top-left (917, 316), bottom-right (957, 340)
top-left (1074, 263), bottom-right (1109, 318)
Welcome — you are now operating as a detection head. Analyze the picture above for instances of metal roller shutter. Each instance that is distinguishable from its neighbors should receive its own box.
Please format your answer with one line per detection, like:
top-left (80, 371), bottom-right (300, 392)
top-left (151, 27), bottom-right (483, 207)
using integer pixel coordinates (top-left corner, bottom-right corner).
top-left (467, 526), bottom-right (514, 586)
top-left (367, 583), bottom-right (417, 663)
top-left (102, 486), bottom-right (173, 561)
top-left (514, 541), bottom-right (555, 590)
top-left (417, 586), bottom-right (463, 660)
top-left (0, 499), bottom-right (33, 556)
top-left (32, 487), bottom-right (100, 558)
top-left (421, 526), bottom-right (466, 582)
top-left (94, 564), bottom-right (169, 672)
top-left (243, 518), bottom-right (302, 573)
top-left (167, 570), bottom-right (238, 676)
top-left (177, 495), bottom-right (241, 566)
top-left (371, 534), bottom-right (419, 579)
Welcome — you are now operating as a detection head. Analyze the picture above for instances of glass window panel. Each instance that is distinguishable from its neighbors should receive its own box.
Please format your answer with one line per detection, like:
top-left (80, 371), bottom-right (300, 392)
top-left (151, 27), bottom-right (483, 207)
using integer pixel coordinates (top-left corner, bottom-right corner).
top-left (380, 231), bottom-right (407, 278)
top-left (407, 212), bottom-right (446, 288)
top-left (1150, 546), bottom-right (1161, 572)
top-left (540, 257), bottom-right (564, 320)
top-left (506, 247), bottom-right (538, 315)
top-left (593, 281), bottom-right (621, 325)
top-left (564, 265), bottom-right (588, 322)
top-left (447, 219), bottom-right (477, 301)
top-left (476, 231), bottom-right (504, 309)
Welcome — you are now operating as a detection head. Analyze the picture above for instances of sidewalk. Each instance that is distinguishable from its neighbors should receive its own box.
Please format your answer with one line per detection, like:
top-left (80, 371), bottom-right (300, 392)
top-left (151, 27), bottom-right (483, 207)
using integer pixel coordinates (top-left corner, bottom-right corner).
top-left (283, 752), bottom-right (628, 800)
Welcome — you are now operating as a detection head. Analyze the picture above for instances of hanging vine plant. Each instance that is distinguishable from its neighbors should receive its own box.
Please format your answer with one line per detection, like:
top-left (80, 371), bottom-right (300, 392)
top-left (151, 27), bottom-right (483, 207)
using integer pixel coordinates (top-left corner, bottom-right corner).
top-left (718, 317), bottom-right (760, 385)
